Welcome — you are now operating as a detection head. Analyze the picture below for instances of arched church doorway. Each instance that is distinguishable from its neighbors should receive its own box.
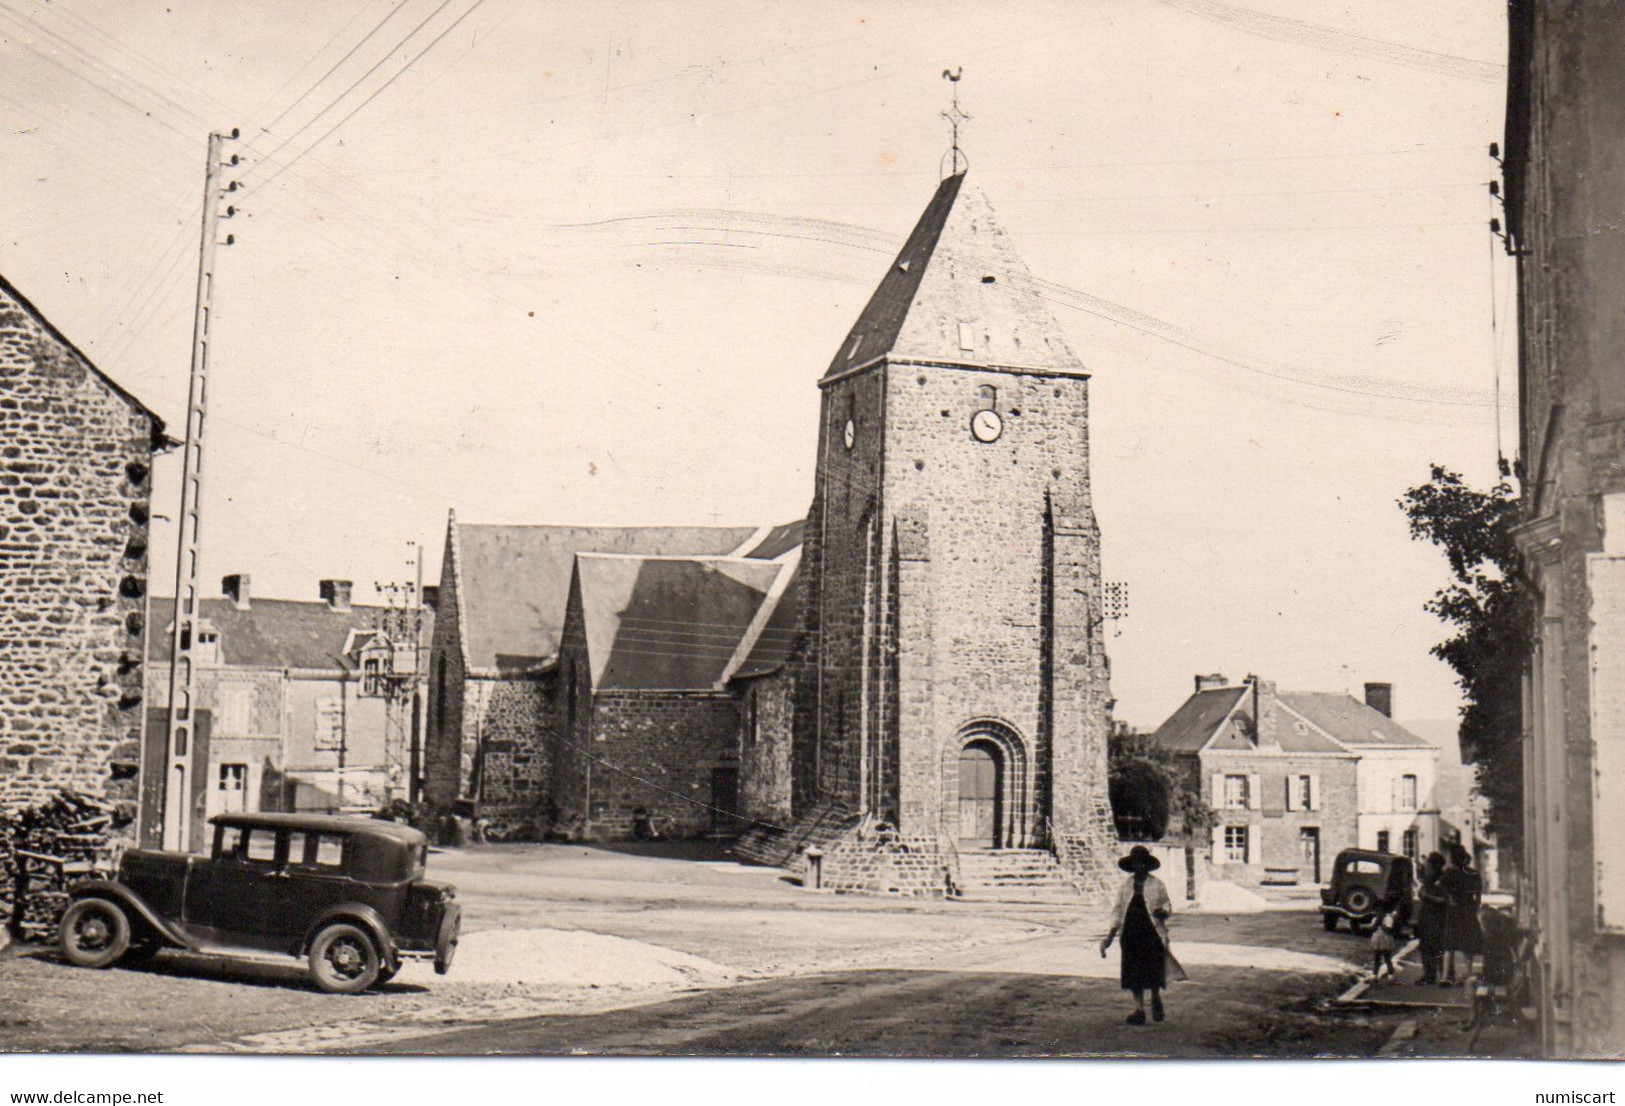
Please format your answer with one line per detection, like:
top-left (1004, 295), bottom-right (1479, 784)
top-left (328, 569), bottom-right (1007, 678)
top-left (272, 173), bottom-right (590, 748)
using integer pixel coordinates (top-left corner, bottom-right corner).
top-left (957, 740), bottom-right (1003, 848)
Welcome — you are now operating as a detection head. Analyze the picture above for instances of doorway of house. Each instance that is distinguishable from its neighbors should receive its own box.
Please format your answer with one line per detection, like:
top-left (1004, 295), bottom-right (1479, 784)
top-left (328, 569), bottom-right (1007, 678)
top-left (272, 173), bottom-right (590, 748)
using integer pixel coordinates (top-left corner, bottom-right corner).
top-left (957, 741), bottom-right (1002, 848)
top-left (1300, 826), bottom-right (1322, 883)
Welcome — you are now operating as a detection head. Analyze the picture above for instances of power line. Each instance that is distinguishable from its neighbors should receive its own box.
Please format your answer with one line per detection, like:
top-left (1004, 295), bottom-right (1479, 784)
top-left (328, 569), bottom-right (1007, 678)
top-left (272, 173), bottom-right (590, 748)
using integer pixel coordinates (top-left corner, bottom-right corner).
top-left (247, 0), bottom-right (482, 196)
top-left (255, 0), bottom-right (412, 137)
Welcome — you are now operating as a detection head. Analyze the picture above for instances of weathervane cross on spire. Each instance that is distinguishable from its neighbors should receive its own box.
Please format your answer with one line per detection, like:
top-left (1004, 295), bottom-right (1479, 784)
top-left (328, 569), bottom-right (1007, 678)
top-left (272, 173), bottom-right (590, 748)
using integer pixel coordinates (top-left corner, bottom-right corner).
top-left (941, 67), bottom-right (969, 178)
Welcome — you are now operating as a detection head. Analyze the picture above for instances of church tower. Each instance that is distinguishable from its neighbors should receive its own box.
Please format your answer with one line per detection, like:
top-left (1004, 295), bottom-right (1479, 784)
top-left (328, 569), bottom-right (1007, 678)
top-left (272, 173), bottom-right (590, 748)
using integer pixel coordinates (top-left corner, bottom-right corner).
top-left (795, 170), bottom-right (1117, 889)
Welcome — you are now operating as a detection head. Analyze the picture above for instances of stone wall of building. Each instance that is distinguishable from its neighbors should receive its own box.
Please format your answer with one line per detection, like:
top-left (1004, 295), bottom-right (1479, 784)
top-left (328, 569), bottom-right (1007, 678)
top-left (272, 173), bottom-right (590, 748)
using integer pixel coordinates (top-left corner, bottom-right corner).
top-left (0, 283), bottom-right (157, 812)
top-left (467, 675), bottom-right (554, 835)
top-left (560, 690), bottom-right (740, 840)
top-left (881, 367), bottom-right (1112, 859)
top-left (817, 825), bottom-right (953, 898)
top-left (738, 671), bottom-right (794, 827)
top-left (1200, 751), bottom-right (1359, 885)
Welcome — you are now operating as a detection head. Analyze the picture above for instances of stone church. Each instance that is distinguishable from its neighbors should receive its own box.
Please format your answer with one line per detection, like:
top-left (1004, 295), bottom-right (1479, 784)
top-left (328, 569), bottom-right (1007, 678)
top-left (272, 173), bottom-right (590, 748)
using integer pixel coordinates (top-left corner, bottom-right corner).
top-left (424, 168), bottom-right (1118, 898)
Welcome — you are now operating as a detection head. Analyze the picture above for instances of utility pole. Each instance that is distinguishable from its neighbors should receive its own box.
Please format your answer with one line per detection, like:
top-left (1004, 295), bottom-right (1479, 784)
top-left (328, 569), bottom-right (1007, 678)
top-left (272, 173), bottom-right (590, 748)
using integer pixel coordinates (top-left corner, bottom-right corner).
top-left (154, 130), bottom-right (240, 852)
top-left (374, 542), bottom-right (426, 806)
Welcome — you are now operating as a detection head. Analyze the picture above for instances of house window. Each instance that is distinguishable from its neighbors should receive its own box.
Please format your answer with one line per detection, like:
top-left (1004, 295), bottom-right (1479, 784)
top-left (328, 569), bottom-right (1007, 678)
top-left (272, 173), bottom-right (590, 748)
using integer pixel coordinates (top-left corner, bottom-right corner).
top-left (218, 763), bottom-right (246, 793)
top-left (1224, 825), bottom-right (1249, 864)
top-left (1376, 830), bottom-right (1391, 854)
top-left (1402, 828), bottom-right (1419, 861)
top-left (1399, 774), bottom-right (1419, 811)
top-left (315, 698), bottom-right (345, 752)
top-left (362, 655), bottom-right (387, 697)
top-left (1223, 774), bottom-right (1249, 810)
top-left (195, 629), bottom-right (220, 665)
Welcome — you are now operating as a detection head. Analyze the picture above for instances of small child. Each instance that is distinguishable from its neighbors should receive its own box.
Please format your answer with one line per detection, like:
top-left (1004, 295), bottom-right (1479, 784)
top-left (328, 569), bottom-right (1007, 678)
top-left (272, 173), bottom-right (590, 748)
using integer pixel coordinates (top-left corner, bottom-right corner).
top-left (1370, 906), bottom-right (1401, 981)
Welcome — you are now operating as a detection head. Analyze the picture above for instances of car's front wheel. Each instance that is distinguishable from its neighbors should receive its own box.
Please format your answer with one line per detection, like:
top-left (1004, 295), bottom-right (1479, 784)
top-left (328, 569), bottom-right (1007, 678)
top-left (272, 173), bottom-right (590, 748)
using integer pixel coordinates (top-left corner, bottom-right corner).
top-left (59, 898), bottom-right (131, 969)
top-left (308, 923), bottom-right (381, 995)
top-left (1322, 913), bottom-right (1338, 932)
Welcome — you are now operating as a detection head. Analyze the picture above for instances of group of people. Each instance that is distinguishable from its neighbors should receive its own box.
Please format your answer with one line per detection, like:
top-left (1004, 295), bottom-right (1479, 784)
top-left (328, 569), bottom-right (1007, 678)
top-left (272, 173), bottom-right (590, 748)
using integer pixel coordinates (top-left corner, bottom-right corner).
top-left (1099, 840), bottom-right (1490, 1026)
top-left (1380, 842), bottom-right (1484, 986)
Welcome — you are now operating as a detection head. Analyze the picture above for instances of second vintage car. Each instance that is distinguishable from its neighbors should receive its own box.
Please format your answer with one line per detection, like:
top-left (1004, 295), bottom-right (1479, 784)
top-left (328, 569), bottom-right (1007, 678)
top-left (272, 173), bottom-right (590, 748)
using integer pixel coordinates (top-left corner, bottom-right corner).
top-left (58, 812), bottom-right (460, 993)
top-left (1320, 847), bottom-right (1415, 933)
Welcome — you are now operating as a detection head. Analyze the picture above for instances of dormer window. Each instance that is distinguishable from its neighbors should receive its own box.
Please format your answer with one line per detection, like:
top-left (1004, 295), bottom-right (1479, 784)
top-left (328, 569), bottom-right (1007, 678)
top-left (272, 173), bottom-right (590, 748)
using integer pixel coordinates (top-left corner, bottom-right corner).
top-left (194, 625), bottom-right (220, 665)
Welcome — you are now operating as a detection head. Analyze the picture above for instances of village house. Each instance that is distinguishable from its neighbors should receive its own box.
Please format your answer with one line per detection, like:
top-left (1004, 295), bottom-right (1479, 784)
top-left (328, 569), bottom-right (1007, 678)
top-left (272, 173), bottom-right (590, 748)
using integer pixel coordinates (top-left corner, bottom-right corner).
top-left (1149, 675), bottom-right (1441, 884)
top-left (0, 273), bottom-right (170, 813)
top-left (141, 574), bottom-right (430, 850)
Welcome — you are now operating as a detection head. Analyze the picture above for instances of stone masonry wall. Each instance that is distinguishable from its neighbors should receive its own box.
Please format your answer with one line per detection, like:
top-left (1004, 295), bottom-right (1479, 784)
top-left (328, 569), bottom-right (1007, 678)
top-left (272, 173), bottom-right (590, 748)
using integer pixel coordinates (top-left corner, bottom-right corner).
top-left (575, 691), bottom-right (741, 840)
top-left (469, 675), bottom-right (554, 835)
top-left (0, 284), bottom-right (156, 811)
top-left (882, 367), bottom-right (1110, 851)
top-left (1200, 751), bottom-right (1359, 885)
top-left (818, 825), bottom-right (953, 898)
top-left (738, 672), bottom-right (794, 827)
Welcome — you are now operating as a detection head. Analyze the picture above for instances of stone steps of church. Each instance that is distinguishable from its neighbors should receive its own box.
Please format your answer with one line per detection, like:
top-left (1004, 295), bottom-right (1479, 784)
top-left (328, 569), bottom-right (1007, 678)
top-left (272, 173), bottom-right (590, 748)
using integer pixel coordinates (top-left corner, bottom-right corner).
top-left (950, 849), bottom-right (1083, 902)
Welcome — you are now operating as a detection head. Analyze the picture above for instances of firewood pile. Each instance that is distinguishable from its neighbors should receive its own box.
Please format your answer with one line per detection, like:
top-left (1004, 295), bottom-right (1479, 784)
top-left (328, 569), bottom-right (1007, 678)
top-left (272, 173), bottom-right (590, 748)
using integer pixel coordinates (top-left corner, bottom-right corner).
top-left (1, 791), bottom-right (128, 944)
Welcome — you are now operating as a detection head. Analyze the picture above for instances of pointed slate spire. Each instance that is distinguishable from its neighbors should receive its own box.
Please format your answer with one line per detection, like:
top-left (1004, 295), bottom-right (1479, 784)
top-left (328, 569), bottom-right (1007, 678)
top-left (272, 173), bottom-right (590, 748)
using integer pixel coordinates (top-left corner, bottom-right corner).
top-left (822, 172), bottom-right (1085, 381)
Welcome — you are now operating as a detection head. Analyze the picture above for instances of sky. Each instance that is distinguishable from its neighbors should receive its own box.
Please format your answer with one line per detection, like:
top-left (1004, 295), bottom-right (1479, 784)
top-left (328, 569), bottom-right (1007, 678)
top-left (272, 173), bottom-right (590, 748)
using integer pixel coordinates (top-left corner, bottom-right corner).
top-left (0, 0), bottom-right (1513, 732)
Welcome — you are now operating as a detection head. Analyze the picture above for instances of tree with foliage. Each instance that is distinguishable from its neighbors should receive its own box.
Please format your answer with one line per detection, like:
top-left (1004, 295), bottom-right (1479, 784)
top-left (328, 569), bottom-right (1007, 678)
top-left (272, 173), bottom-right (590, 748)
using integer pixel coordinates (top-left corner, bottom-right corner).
top-left (1107, 723), bottom-right (1213, 844)
top-left (1398, 464), bottom-right (1531, 861)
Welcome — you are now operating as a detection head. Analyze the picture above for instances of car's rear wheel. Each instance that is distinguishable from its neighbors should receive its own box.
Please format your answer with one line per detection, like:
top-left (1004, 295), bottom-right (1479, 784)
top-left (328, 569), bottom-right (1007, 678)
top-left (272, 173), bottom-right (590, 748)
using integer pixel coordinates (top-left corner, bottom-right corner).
top-left (59, 898), bottom-right (131, 969)
top-left (308, 923), bottom-right (381, 995)
top-left (1322, 913), bottom-right (1338, 932)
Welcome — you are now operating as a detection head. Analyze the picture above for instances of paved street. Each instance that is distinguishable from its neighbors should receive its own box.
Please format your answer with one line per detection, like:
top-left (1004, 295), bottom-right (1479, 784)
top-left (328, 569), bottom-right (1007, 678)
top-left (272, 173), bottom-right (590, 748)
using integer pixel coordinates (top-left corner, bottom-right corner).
top-left (0, 843), bottom-right (1496, 1058)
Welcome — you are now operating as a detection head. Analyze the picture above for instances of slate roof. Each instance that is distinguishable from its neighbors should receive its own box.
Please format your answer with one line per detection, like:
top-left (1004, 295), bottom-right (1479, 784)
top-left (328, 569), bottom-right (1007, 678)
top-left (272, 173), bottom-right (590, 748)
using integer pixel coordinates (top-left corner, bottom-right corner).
top-left (147, 596), bottom-right (424, 671)
top-left (730, 560), bottom-right (803, 680)
top-left (741, 520), bottom-right (805, 561)
top-left (568, 554), bottom-right (785, 691)
top-left (1149, 683), bottom-right (1431, 755)
top-left (822, 171), bottom-right (1086, 381)
top-left (1150, 687), bottom-right (1248, 752)
top-left (453, 523), bottom-right (759, 673)
top-left (1280, 692), bottom-right (1433, 749)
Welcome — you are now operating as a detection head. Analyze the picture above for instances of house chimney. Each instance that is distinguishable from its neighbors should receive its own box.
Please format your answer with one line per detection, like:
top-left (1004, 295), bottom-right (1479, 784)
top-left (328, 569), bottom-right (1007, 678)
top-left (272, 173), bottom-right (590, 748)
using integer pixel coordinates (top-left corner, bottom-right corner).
top-left (222, 574), bottom-right (250, 610)
top-left (320, 579), bottom-right (353, 612)
top-left (1194, 673), bottom-right (1229, 694)
top-left (1364, 681), bottom-right (1394, 718)
top-left (1247, 674), bottom-right (1278, 746)
top-left (421, 584), bottom-right (440, 612)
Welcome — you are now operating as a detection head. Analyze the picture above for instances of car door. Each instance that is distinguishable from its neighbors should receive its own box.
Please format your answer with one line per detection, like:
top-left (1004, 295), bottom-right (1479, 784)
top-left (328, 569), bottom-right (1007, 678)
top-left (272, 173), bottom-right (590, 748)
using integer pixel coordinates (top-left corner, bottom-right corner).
top-left (183, 824), bottom-right (285, 949)
top-left (271, 830), bottom-right (357, 942)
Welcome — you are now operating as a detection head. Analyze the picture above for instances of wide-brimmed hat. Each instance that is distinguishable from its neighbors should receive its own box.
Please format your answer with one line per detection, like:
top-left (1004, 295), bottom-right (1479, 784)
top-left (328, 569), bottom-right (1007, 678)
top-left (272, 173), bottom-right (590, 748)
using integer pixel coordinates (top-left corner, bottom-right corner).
top-left (1118, 845), bottom-right (1161, 873)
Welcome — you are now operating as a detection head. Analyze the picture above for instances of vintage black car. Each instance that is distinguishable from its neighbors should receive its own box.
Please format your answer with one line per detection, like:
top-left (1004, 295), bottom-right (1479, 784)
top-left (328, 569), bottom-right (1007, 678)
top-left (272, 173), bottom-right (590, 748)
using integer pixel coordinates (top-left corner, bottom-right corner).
top-left (1320, 847), bottom-right (1415, 933)
top-left (58, 812), bottom-right (460, 994)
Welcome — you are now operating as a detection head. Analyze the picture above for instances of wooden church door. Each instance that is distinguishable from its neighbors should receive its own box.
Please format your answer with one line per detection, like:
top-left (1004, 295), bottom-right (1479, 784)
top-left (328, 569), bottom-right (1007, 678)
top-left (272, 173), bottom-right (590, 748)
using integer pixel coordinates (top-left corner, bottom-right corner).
top-left (958, 743), bottom-right (1001, 847)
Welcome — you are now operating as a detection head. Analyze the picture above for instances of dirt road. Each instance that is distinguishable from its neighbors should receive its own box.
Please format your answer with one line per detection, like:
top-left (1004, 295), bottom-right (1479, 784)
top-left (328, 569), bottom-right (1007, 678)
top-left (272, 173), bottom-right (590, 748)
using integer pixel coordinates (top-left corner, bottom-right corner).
top-left (0, 842), bottom-right (1435, 1058)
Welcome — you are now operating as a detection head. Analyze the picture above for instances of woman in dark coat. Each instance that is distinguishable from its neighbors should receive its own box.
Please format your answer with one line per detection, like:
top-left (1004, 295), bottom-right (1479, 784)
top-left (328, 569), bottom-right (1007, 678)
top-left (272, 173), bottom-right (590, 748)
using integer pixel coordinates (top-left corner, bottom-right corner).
top-left (1100, 845), bottom-right (1187, 1024)
top-left (1440, 842), bottom-right (1484, 985)
top-left (1415, 852), bottom-right (1448, 985)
